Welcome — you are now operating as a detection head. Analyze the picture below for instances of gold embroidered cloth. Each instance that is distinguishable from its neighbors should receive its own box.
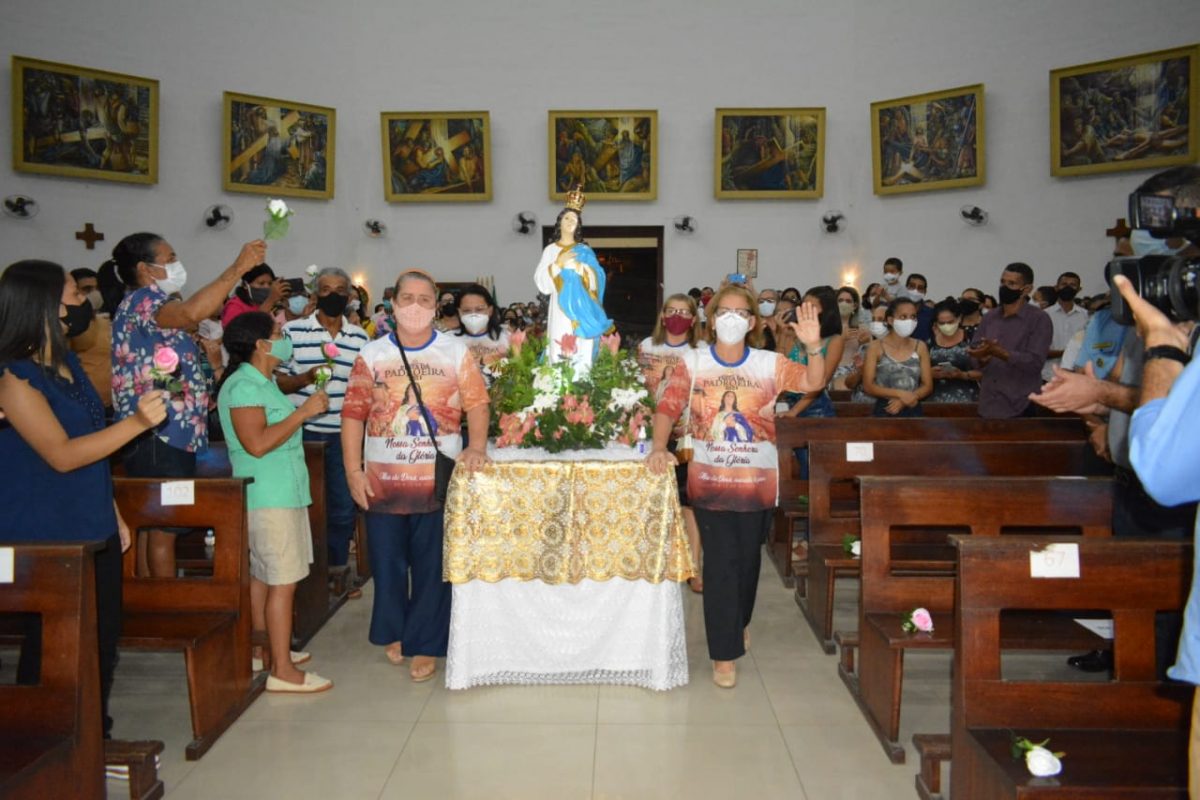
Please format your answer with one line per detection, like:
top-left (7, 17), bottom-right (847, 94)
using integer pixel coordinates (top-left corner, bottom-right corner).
top-left (443, 460), bottom-right (695, 585)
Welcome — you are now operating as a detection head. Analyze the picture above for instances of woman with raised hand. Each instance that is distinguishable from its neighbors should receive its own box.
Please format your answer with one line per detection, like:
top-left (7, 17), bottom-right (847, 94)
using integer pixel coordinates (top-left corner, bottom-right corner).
top-left (0, 259), bottom-right (167, 740)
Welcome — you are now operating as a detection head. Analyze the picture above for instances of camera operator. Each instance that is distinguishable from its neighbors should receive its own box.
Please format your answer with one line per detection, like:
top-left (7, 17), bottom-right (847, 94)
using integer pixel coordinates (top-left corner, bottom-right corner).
top-left (1107, 166), bottom-right (1200, 792)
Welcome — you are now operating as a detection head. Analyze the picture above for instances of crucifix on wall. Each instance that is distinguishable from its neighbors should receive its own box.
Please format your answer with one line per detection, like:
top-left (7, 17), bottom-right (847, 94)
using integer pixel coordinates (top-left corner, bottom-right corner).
top-left (75, 223), bottom-right (105, 250)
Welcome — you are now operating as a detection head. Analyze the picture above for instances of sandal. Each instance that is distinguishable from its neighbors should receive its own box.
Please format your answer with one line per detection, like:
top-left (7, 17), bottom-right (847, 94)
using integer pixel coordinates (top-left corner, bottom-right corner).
top-left (384, 644), bottom-right (404, 665)
top-left (410, 658), bottom-right (437, 683)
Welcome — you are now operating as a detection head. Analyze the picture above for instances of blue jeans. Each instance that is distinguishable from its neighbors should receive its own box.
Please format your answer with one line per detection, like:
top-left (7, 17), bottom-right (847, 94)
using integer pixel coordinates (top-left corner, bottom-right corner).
top-left (365, 510), bottom-right (450, 655)
top-left (792, 392), bottom-right (836, 480)
top-left (302, 429), bottom-right (356, 567)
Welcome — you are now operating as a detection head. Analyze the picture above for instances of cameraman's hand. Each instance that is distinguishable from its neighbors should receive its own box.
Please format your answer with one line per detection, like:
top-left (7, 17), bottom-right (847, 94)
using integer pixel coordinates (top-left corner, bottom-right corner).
top-left (1112, 275), bottom-right (1190, 350)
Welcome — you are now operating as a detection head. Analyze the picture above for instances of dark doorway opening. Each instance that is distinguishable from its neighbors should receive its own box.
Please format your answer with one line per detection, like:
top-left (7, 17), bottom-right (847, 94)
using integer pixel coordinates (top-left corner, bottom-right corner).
top-left (541, 224), bottom-right (664, 345)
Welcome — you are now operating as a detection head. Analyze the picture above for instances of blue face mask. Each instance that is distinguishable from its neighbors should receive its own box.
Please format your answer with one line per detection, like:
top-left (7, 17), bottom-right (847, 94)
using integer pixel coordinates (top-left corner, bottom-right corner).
top-left (268, 336), bottom-right (293, 362)
top-left (1130, 228), bottom-right (1188, 258)
top-left (288, 295), bottom-right (309, 315)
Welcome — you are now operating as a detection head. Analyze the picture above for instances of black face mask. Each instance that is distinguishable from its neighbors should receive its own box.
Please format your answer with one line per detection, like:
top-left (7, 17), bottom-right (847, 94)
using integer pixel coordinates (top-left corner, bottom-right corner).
top-left (61, 301), bottom-right (95, 338)
top-left (998, 285), bottom-right (1024, 305)
top-left (440, 302), bottom-right (457, 319)
top-left (248, 286), bottom-right (272, 305)
top-left (317, 292), bottom-right (350, 317)
top-left (1056, 286), bottom-right (1078, 302)
top-left (958, 299), bottom-right (980, 316)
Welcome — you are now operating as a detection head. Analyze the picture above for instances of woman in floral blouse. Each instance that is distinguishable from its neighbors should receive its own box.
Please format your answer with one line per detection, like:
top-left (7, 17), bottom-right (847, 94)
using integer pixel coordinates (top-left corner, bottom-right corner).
top-left (102, 232), bottom-right (266, 576)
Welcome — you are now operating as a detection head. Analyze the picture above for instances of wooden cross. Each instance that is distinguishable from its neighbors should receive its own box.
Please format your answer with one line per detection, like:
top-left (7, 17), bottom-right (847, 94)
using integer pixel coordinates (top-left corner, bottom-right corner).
top-left (1105, 217), bottom-right (1131, 241)
top-left (75, 223), bottom-right (105, 250)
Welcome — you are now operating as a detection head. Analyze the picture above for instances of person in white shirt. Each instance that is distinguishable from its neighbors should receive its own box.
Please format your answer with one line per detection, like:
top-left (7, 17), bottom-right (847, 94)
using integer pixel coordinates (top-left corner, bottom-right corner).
top-left (1041, 271), bottom-right (1089, 382)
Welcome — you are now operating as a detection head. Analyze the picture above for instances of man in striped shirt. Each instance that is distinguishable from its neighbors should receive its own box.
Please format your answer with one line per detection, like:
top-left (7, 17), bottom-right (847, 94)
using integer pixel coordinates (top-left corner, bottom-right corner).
top-left (280, 267), bottom-right (370, 569)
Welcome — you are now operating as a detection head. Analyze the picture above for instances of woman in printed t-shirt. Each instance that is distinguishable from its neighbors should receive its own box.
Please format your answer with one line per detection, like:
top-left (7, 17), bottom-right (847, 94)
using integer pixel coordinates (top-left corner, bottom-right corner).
top-left (637, 293), bottom-right (703, 593)
top-left (647, 283), bottom-right (827, 688)
top-left (341, 269), bottom-right (490, 684)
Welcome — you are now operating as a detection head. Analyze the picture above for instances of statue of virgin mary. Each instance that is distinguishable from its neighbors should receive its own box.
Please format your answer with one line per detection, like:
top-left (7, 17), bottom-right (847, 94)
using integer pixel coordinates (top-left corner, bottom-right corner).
top-left (533, 186), bottom-right (614, 375)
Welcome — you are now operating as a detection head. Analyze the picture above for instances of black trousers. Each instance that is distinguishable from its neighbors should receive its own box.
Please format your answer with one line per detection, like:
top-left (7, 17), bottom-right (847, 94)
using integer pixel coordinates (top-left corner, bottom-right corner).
top-left (693, 508), bottom-right (773, 661)
top-left (17, 533), bottom-right (123, 737)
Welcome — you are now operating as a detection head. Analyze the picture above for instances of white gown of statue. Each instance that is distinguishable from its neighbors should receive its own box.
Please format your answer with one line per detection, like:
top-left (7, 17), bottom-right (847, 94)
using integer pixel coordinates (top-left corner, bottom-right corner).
top-left (535, 241), bottom-right (599, 375)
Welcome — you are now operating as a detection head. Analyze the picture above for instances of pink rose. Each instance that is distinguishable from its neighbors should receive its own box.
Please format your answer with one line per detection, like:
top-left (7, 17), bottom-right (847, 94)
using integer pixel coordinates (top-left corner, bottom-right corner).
top-left (911, 608), bottom-right (934, 633)
top-left (600, 332), bottom-right (621, 356)
top-left (153, 347), bottom-right (180, 373)
top-left (558, 333), bottom-right (578, 356)
top-left (510, 329), bottom-right (527, 354)
top-left (322, 342), bottom-right (340, 359)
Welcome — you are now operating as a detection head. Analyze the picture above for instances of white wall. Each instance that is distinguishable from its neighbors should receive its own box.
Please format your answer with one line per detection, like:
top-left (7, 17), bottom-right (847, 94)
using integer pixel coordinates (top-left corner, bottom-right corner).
top-left (1, 0), bottom-right (1195, 305)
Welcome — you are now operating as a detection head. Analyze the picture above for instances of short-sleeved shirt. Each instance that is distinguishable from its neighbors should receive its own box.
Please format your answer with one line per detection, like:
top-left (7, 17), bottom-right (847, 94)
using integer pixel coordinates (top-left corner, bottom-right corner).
top-left (282, 313), bottom-right (370, 434)
top-left (217, 362), bottom-right (311, 510)
top-left (1076, 307), bottom-right (1128, 379)
top-left (341, 331), bottom-right (489, 515)
top-left (1042, 303), bottom-right (1090, 381)
top-left (0, 353), bottom-right (117, 542)
top-left (459, 329), bottom-right (511, 372)
top-left (637, 337), bottom-right (696, 402)
top-left (970, 301), bottom-right (1052, 418)
top-left (220, 295), bottom-right (259, 327)
top-left (112, 285), bottom-right (208, 452)
top-left (657, 346), bottom-right (810, 512)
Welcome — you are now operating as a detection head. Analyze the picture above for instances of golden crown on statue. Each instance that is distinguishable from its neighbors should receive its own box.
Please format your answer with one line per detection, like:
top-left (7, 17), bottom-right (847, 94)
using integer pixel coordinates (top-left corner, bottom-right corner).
top-left (565, 185), bottom-right (586, 212)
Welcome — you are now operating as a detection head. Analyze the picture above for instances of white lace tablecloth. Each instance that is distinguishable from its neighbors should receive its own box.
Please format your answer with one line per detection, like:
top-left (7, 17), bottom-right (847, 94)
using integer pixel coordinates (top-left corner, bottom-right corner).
top-left (445, 443), bottom-right (690, 691)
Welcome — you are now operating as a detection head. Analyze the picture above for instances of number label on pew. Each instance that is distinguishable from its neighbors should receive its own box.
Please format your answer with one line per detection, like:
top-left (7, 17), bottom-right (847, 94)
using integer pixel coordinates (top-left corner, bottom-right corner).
top-left (0, 547), bottom-right (11, 583)
top-left (161, 480), bottom-right (196, 506)
top-left (845, 442), bottom-right (874, 462)
top-left (1030, 543), bottom-right (1080, 578)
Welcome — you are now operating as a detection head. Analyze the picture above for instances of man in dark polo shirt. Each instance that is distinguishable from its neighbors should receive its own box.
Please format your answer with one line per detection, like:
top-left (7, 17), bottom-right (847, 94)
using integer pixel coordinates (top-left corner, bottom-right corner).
top-left (968, 262), bottom-right (1052, 417)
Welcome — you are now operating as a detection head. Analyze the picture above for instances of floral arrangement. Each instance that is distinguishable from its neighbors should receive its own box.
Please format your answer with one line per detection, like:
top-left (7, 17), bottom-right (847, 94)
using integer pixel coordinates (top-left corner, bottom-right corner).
top-left (1010, 734), bottom-right (1064, 777)
top-left (313, 342), bottom-right (339, 389)
top-left (901, 607), bottom-right (934, 634)
top-left (263, 198), bottom-right (293, 240)
top-left (150, 346), bottom-right (182, 393)
top-left (486, 331), bottom-right (654, 453)
top-left (842, 535), bottom-right (860, 558)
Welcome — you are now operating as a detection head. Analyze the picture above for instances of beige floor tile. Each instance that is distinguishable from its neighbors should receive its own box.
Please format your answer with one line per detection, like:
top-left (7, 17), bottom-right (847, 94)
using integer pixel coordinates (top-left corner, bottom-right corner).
top-left (421, 682), bottom-right (599, 724)
top-left (597, 662), bottom-right (777, 726)
top-left (378, 722), bottom-right (595, 799)
top-left (166, 720), bottom-right (412, 800)
top-left (593, 723), bottom-right (805, 800)
top-left (242, 658), bottom-right (435, 723)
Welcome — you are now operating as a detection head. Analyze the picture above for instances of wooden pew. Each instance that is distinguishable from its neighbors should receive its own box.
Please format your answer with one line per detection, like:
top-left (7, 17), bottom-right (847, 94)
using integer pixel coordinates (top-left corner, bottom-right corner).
top-left (801, 440), bottom-right (1111, 652)
top-left (946, 536), bottom-right (1191, 799)
top-left (197, 442), bottom-right (349, 647)
top-left (115, 477), bottom-right (265, 760)
top-left (771, 415), bottom-right (1088, 587)
top-left (840, 476), bottom-right (1113, 763)
top-left (0, 541), bottom-right (104, 800)
top-left (830, 402), bottom-right (979, 417)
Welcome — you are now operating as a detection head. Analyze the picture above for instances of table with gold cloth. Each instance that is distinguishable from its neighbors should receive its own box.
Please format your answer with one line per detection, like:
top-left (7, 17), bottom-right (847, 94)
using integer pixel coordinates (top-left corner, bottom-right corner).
top-left (443, 449), bottom-right (694, 690)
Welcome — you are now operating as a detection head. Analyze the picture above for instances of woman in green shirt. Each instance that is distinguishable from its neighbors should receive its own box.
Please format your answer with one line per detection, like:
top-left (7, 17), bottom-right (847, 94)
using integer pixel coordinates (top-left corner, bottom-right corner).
top-left (217, 311), bottom-right (333, 694)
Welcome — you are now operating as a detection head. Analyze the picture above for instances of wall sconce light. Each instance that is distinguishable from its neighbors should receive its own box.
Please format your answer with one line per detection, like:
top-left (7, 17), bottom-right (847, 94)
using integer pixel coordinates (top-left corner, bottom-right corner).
top-left (673, 215), bottom-right (696, 233)
top-left (513, 212), bottom-right (537, 235)
top-left (960, 205), bottom-right (988, 226)
top-left (3, 195), bottom-right (39, 220)
top-left (364, 219), bottom-right (387, 238)
top-left (203, 204), bottom-right (233, 230)
top-left (820, 210), bottom-right (845, 233)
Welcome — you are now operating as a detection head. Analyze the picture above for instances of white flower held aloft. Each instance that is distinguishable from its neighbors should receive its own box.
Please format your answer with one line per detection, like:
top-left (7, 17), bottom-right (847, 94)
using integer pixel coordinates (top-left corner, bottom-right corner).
top-left (305, 264), bottom-right (321, 276)
top-left (267, 198), bottom-right (291, 218)
top-left (1025, 746), bottom-right (1062, 777)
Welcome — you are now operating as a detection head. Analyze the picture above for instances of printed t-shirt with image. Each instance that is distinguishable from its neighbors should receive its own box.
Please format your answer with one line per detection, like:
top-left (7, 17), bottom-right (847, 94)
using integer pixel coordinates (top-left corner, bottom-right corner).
top-left (341, 331), bottom-right (488, 514)
top-left (657, 346), bottom-right (810, 512)
top-left (638, 338), bottom-right (698, 439)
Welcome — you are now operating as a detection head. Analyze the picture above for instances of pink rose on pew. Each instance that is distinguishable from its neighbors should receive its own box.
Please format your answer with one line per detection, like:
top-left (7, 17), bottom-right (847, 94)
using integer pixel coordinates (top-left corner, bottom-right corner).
top-left (1012, 736), bottom-right (1064, 777)
top-left (901, 607), bottom-right (934, 634)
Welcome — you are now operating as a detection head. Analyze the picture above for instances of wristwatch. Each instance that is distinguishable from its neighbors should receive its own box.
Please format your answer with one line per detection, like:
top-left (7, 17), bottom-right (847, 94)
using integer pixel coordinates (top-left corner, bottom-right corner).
top-left (1144, 345), bottom-right (1191, 365)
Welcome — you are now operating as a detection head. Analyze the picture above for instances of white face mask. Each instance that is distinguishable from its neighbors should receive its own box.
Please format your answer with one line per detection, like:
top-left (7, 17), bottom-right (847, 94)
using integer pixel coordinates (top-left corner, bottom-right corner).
top-left (906, 289), bottom-right (925, 302)
top-left (758, 300), bottom-right (777, 317)
top-left (152, 261), bottom-right (187, 295)
top-left (868, 321), bottom-right (889, 338)
top-left (883, 272), bottom-right (900, 285)
top-left (86, 289), bottom-right (104, 311)
top-left (715, 313), bottom-right (751, 345)
top-left (937, 322), bottom-right (960, 336)
top-left (1130, 228), bottom-right (1188, 258)
top-left (461, 313), bottom-right (490, 334)
top-left (892, 319), bottom-right (918, 338)
top-left (197, 319), bottom-right (223, 340)
top-left (837, 301), bottom-right (855, 317)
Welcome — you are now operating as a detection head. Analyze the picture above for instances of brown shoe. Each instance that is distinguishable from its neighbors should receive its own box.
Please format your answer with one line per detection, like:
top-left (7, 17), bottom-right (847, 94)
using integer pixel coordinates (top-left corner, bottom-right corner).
top-left (712, 662), bottom-right (736, 689)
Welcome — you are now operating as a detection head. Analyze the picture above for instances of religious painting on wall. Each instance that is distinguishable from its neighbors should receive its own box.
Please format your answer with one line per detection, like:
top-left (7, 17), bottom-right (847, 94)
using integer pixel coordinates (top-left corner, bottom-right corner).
top-left (380, 111), bottom-right (491, 202)
top-left (223, 92), bottom-right (335, 199)
top-left (549, 110), bottom-right (657, 201)
top-left (715, 108), bottom-right (825, 199)
top-left (11, 55), bottom-right (158, 185)
top-left (871, 84), bottom-right (985, 196)
top-left (1050, 45), bottom-right (1198, 178)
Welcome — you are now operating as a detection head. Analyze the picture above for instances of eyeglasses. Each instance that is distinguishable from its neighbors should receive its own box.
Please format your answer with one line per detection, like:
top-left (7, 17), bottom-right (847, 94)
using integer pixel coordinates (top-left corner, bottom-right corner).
top-left (714, 307), bottom-right (753, 320)
top-left (662, 308), bottom-right (693, 318)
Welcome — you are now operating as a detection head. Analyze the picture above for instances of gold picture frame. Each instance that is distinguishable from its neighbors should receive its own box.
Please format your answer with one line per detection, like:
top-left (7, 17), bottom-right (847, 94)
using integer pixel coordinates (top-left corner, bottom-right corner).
top-left (871, 83), bottom-right (985, 196)
top-left (549, 110), bottom-right (657, 201)
top-left (715, 108), bottom-right (825, 199)
top-left (12, 55), bottom-right (158, 185)
top-left (1050, 45), bottom-right (1198, 178)
top-left (223, 91), bottom-right (335, 200)
top-left (381, 111), bottom-right (491, 202)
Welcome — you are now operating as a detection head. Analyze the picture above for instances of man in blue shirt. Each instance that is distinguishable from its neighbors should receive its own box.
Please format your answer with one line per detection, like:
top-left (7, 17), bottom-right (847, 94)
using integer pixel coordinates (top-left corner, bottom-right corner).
top-left (1119, 165), bottom-right (1200, 795)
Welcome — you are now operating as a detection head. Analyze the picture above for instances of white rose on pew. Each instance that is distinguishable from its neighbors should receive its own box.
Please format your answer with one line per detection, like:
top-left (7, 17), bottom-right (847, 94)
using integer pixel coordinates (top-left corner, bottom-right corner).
top-left (1025, 746), bottom-right (1062, 777)
top-left (850, 541), bottom-right (861, 558)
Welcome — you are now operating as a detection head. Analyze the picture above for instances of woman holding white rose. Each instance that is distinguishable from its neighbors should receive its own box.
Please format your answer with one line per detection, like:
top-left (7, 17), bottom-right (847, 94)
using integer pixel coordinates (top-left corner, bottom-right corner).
top-left (0, 259), bottom-right (168, 740)
top-left (646, 283), bottom-right (828, 688)
top-left (103, 232), bottom-right (267, 577)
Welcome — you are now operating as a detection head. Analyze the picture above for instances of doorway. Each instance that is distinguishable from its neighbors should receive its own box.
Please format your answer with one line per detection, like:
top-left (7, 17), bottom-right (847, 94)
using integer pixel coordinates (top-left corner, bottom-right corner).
top-left (541, 224), bottom-right (664, 345)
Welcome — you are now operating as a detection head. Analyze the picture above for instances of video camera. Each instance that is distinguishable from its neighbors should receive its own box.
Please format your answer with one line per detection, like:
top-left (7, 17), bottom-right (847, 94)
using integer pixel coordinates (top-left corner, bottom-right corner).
top-left (1105, 188), bottom-right (1200, 325)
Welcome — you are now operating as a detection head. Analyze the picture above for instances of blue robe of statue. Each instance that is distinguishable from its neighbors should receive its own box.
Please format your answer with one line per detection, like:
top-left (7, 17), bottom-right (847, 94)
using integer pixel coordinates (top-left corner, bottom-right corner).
top-left (557, 244), bottom-right (613, 339)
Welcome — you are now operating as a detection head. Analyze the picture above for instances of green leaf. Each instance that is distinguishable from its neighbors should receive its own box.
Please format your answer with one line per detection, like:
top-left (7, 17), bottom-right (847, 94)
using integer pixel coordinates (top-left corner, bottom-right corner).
top-left (263, 217), bottom-right (290, 240)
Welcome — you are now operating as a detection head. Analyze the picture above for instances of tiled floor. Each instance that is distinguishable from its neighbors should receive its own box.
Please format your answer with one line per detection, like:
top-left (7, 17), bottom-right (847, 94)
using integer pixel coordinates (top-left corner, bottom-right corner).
top-left (97, 558), bottom-right (1054, 799)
